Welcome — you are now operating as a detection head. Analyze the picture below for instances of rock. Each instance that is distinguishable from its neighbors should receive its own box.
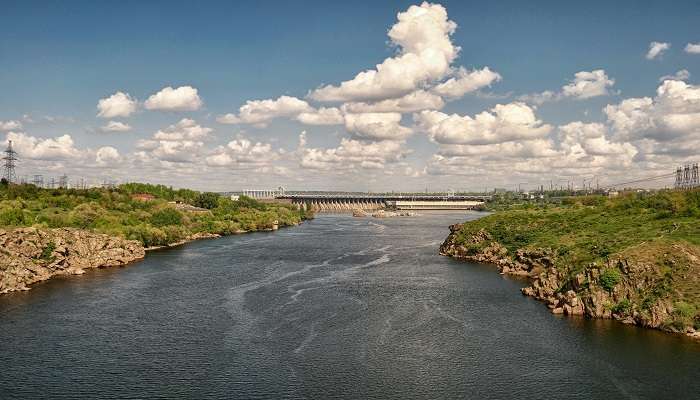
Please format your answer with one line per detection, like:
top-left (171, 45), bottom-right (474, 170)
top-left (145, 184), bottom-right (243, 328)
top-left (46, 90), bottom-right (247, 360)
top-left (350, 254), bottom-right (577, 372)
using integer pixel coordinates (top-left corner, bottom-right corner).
top-left (0, 228), bottom-right (145, 295)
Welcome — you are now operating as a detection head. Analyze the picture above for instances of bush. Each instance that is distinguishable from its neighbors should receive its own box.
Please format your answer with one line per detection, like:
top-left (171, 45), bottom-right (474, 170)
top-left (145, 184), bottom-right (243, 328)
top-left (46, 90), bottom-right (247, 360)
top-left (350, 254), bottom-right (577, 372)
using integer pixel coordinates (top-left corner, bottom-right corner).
top-left (69, 202), bottom-right (104, 228)
top-left (611, 299), bottom-right (632, 315)
top-left (0, 207), bottom-right (25, 226)
top-left (599, 268), bottom-right (622, 291)
top-left (194, 192), bottom-right (220, 209)
top-left (125, 224), bottom-right (168, 247)
top-left (150, 208), bottom-right (183, 227)
top-left (39, 242), bottom-right (56, 261)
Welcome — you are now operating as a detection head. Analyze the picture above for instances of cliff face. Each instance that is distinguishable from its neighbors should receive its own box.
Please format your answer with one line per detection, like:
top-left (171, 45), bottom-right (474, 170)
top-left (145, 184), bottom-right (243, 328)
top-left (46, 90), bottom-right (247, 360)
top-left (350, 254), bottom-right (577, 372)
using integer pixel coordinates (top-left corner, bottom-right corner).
top-left (0, 227), bottom-right (145, 294)
top-left (440, 224), bottom-right (700, 339)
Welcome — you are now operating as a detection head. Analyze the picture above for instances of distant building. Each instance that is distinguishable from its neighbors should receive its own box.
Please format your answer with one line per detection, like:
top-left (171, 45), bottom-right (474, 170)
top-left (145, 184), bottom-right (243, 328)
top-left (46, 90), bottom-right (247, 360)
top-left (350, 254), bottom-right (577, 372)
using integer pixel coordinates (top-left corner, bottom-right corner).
top-left (230, 195), bottom-right (240, 201)
top-left (131, 193), bottom-right (156, 202)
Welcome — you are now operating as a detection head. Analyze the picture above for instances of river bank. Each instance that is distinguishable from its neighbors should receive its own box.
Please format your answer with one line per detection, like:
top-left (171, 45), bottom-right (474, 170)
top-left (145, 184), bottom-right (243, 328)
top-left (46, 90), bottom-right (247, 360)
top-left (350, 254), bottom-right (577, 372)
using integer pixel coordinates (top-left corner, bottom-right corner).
top-left (440, 190), bottom-right (700, 339)
top-left (0, 221), bottom-right (305, 295)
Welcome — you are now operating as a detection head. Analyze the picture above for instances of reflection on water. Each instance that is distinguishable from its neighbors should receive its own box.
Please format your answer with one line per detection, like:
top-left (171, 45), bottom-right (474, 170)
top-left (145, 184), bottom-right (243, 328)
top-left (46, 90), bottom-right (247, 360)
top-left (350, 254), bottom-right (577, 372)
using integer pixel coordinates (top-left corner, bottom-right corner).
top-left (0, 212), bottom-right (698, 399)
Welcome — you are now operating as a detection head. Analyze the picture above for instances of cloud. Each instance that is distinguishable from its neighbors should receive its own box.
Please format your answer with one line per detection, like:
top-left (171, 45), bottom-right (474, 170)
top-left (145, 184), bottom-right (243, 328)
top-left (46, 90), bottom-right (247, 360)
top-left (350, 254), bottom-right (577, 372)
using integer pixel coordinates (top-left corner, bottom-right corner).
top-left (659, 69), bottom-right (690, 82)
top-left (217, 95), bottom-right (312, 126)
top-left (604, 80), bottom-right (700, 146)
top-left (137, 139), bottom-right (204, 163)
top-left (432, 67), bottom-right (501, 99)
top-left (425, 120), bottom-right (638, 180)
top-left (295, 107), bottom-right (345, 125)
top-left (344, 112), bottom-right (413, 141)
top-left (97, 91), bottom-right (138, 118)
top-left (144, 86), bottom-right (203, 111)
top-left (0, 120), bottom-right (22, 131)
top-left (561, 70), bottom-right (615, 99)
top-left (3, 132), bottom-right (81, 161)
top-left (153, 118), bottom-right (212, 141)
top-left (95, 146), bottom-right (121, 165)
top-left (558, 121), bottom-right (637, 157)
top-left (310, 2), bottom-right (459, 102)
top-left (519, 70), bottom-right (615, 104)
top-left (685, 43), bottom-right (700, 54)
top-left (299, 133), bottom-right (409, 170)
top-left (206, 138), bottom-right (281, 167)
top-left (99, 121), bottom-right (132, 132)
top-left (414, 102), bottom-right (552, 145)
top-left (341, 90), bottom-right (444, 113)
top-left (134, 119), bottom-right (212, 163)
top-left (646, 41), bottom-right (670, 60)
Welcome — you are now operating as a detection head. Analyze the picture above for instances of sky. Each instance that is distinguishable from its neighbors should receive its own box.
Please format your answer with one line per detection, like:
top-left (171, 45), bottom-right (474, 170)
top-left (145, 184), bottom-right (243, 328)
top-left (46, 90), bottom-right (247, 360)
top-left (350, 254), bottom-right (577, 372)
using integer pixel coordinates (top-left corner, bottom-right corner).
top-left (1, 0), bottom-right (699, 192)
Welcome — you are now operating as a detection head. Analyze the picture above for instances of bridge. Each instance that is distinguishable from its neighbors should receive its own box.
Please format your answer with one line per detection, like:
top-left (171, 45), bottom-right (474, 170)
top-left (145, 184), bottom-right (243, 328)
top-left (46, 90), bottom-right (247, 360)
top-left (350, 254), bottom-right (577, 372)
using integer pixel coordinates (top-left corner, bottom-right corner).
top-left (275, 193), bottom-right (491, 212)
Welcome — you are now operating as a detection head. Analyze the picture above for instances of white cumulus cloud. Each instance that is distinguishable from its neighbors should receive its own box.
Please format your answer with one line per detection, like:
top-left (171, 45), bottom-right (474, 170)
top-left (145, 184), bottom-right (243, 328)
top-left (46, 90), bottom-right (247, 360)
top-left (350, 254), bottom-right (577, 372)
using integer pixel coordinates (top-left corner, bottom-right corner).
top-left (344, 112), bottom-right (412, 141)
top-left (685, 43), bottom-right (700, 54)
top-left (310, 2), bottom-right (459, 102)
top-left (414, 102), bottom-right (552, 145)
top-left (144, 86), bottom-right (203, 111)
top-left (432, 67), bottom-right (501, 99)
top-left (519, 70), bottom-right (615, 104)
top-left (97, 91), bottom-right (138, 118)
top-left (217, 95), bottom-right (312, 126)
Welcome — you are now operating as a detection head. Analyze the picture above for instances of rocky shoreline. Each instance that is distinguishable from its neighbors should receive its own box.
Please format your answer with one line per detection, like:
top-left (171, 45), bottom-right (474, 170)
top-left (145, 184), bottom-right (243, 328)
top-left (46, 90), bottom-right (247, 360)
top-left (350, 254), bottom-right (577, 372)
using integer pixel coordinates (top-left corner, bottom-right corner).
top-left (0, 227), bottom-right (145, 294)
top-left (0, 221), bottom-right (295, 295)
top-left (440, 223), bottom-right (700, 340)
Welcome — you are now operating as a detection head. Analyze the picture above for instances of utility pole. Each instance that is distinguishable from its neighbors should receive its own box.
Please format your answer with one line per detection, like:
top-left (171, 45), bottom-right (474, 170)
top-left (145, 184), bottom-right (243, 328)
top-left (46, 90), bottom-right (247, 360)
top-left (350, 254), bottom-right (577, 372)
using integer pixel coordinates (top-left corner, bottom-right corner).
top-left (2, 140), bottom-right (18, 183)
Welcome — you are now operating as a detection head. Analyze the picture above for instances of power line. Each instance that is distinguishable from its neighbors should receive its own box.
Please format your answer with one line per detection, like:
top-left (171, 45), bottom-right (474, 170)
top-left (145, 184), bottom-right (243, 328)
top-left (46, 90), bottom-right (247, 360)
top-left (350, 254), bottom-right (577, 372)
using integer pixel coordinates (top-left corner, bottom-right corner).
top-left (600, 172), bottom-right (676, 190)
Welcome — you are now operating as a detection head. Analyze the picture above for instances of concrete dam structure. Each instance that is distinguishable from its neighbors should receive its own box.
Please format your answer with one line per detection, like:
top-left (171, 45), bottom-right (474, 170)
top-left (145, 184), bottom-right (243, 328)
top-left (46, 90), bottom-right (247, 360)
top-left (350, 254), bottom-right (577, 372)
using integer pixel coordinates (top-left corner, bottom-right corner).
top-left (277, 194), bottom-right (490, 212)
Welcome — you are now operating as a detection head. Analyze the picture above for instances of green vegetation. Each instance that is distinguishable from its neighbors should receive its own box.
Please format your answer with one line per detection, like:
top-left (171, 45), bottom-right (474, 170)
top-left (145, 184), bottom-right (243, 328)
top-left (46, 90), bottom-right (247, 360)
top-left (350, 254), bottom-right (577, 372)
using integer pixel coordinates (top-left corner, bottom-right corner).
top-left (39, 242), bottom-right (56, 261)
top-left (453, 189), bottom-right (700, 332)
top-left (456, 190), bottom-right (700, 267)
top-left (599, 268), bottom-right (622, 292)
top-left (0, 183), bottom-right (311, 247)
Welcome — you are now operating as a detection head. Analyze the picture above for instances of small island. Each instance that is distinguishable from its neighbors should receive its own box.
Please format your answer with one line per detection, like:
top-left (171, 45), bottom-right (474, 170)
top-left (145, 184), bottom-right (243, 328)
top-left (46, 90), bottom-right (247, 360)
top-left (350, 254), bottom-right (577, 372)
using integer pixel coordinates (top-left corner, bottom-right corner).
top-left (440, 189), bottom-right (700, 339)
top-left (0, 181), bottom-right (312, 294)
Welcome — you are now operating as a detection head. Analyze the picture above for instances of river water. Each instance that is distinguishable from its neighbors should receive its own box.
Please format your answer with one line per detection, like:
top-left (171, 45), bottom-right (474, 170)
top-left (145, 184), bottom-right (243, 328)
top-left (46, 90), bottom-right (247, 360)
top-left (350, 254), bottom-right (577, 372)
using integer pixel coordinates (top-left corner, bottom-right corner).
top-left (1, 213), bottom-right (698, 399)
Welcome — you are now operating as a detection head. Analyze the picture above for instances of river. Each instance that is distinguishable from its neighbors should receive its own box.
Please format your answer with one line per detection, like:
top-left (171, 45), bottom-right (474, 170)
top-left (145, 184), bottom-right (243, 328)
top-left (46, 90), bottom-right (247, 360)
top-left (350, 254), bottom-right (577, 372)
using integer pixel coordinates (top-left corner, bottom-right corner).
top-left (1, 212), bottom-right (698, 399)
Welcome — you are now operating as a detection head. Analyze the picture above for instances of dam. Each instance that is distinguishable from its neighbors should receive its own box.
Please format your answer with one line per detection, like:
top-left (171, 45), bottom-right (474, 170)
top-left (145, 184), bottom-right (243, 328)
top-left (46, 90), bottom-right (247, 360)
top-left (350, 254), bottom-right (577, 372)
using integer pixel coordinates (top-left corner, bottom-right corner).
top-left (275, 193), bottom-right (490, 212)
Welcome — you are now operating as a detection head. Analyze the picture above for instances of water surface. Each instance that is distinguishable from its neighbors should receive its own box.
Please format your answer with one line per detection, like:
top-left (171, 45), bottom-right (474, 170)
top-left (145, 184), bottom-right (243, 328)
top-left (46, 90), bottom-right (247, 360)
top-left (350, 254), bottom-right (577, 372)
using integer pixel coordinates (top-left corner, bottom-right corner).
top-left (1, 213), bottom-right (698, 399)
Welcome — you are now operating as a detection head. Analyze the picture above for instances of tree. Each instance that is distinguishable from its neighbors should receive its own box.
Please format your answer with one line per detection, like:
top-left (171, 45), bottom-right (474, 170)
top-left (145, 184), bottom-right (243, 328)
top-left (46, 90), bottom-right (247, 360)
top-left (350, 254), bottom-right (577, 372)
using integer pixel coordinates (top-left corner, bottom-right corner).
top-left (194, 192), bottom-right (220, 209)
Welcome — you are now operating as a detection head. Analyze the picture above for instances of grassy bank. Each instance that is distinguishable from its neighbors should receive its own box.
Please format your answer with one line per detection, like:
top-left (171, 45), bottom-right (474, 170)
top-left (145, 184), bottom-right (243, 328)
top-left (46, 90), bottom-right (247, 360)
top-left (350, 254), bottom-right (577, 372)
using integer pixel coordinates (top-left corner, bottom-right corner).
top-left (448, 189), bottom-right (700, 333)
top-left (0, 182), bottom-right (311, 247)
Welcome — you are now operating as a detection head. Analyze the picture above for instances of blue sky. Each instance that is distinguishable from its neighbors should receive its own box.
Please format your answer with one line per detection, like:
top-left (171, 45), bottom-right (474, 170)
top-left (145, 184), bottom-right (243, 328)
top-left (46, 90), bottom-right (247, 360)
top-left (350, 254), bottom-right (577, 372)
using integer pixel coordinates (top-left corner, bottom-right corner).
top-left (1, 1), bottom-right (699, 191)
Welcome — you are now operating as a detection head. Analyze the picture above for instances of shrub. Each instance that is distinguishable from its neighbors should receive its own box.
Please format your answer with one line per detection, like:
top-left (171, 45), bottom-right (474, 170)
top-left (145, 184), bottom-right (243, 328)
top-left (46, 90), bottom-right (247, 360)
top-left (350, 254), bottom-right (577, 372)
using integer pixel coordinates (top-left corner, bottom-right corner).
top-left (599, 268), bottom-right (622, 291)
top-left (611, 299), bottom-right (632, 315)
top-left (0, 207), bottom-right (25, 226)
top-left (150, 208), bottom-right (183, 227)
top-left (39, 242), bottom-right (56, 261)
top-left (194, 192), bottom-right (220, 210)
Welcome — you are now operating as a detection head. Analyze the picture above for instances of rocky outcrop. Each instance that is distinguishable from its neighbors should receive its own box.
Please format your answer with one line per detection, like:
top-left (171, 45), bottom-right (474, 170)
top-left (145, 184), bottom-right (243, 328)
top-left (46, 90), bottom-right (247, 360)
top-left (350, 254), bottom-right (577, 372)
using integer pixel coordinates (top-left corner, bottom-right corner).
top-left (0, 227), bottom-right (145, 294)
top-left (440, 226), bottom-right (699, 339)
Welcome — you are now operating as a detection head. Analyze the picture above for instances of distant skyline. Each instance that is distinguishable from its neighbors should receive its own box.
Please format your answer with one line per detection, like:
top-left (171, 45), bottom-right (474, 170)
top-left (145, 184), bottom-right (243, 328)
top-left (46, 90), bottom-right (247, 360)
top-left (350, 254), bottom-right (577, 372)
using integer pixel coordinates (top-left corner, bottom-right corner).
top-left (1, 0), bottom-right (699, 191)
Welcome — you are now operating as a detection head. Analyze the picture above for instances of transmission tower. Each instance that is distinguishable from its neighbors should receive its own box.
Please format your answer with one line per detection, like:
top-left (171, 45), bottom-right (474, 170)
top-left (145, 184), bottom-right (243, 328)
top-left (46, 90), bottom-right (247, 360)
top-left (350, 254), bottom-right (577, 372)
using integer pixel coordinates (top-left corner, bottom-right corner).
top-left (58, 174), bottom-right (68, 188)
top-left (675, 163), bottom-right (699, 189)
top-left (32, 175), bottom-right (44, 188)
top-left (2, 140), bottom-right (18, 183)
